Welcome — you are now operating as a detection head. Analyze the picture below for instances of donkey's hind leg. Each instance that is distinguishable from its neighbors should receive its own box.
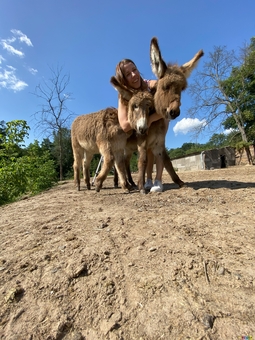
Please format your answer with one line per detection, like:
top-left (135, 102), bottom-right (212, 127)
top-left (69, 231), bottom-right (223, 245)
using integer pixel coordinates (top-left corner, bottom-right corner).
top-left (73, 145), bottom-right (84, 191)
top-left (83, 152), bottom-right (93, 190)
top-left (113, 154), bottom-right (136, 189)
top-left (95, 151), bottom-right (114, 192)
top-left (114, 151), bottom-right (133, 192)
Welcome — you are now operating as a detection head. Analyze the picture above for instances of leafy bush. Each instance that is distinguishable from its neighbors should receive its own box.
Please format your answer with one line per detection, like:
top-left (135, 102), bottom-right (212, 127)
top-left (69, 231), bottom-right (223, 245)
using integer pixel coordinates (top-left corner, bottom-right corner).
top-left (0, 152), bottom-right (58, 205)
top-left (0, 120), bottom-right (58, 205)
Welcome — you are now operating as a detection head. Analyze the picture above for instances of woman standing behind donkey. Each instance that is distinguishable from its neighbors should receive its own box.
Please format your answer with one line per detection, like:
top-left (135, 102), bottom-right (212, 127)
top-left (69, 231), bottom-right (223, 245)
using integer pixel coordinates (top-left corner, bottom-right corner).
top-left (114, 58), bottom-right (167, 192)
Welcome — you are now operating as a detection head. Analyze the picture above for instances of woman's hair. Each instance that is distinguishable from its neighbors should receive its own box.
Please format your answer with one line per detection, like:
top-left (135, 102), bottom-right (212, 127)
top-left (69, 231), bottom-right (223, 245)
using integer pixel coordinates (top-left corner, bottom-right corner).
top-left (115, 58), bottom-right (148, 92)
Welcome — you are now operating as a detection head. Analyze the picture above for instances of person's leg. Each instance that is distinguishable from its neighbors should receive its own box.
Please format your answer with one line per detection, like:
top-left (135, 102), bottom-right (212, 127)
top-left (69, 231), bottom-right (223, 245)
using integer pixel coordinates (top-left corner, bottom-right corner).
top-left (154, 157), bottom-right (164, 181)
top-left (150, 119), bottom-right (169, 192)
top-left (150, 156), bottom-right (163, 192)
top-left (144, 148), bottom-right (154, 190)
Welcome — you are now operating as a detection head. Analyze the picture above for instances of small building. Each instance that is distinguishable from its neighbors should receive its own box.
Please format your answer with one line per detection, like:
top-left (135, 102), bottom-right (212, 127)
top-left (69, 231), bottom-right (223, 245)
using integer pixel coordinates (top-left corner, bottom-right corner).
top-left (171, 147), bottom-right (236, 171)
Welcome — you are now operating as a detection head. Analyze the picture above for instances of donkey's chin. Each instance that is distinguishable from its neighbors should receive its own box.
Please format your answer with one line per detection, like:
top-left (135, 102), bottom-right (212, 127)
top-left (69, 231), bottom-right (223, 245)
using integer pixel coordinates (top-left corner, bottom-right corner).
top-left (136, 127), bottom-right (148, 135)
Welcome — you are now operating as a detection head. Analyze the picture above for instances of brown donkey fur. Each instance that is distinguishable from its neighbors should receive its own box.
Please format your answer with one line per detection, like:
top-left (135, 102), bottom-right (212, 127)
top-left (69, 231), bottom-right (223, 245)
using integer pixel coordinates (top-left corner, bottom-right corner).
top-left (111, 37), bottom-right (204, 193)
top-left (71, 91), bottom-right (157, 192)
top-left (150, 37), bottom-right (204, 120)
top-left (71, 108), bottom-right (130, 192)
top-left (110, 77), bottom-right (184, 193)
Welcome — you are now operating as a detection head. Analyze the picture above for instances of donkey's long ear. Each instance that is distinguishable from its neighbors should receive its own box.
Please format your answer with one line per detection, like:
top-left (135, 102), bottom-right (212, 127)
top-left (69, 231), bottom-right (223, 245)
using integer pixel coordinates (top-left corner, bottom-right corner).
top-left (181, 50), bottom-right (204, 78)
top-left (110, 76), bottom-right (133, 102)
top-left (150, 37), bottom-right (167, 79)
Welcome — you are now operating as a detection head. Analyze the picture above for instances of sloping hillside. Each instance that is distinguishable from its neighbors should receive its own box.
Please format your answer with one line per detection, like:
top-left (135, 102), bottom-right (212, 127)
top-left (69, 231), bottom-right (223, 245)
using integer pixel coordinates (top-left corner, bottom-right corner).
top-left (0, 166), bottom-right (254, 340)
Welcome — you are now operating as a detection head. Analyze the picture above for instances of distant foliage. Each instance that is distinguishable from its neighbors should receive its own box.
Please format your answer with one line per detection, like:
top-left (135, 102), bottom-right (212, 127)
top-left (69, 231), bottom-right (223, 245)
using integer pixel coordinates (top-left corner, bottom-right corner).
top-left (167, 133), bottom-right (235, 160)
top-left (0, 120), bottom-right (58, 205)
top-left (130, 152), bottom-right (138, 172)
top-left (188, 37), bottom-right (255, 163)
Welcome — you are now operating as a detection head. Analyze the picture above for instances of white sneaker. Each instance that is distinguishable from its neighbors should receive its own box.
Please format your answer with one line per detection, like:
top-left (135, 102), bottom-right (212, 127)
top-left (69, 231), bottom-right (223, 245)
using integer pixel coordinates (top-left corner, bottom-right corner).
top-left (144, 178), bottom-right (153, 190)
top-left (150, 179), bottom-right (163, 193)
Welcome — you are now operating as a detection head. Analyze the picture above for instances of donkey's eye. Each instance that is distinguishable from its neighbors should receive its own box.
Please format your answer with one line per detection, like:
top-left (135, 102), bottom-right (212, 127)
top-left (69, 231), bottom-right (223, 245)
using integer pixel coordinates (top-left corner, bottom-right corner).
top-left (163, 84), bottom-right (171, 91)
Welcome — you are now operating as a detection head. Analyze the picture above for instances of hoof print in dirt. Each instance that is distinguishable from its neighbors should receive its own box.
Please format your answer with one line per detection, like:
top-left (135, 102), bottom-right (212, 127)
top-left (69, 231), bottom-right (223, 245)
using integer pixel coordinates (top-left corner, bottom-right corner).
top-left (67, 262), bottom-right (88, 280)
top-left (202, 314), bottom-right (215, 329)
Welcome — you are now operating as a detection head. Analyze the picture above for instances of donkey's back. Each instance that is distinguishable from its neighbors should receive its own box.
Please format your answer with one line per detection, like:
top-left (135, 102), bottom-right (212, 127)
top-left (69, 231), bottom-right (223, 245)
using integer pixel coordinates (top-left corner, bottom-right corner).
top-left (71, 107), bottom-right (129, 191)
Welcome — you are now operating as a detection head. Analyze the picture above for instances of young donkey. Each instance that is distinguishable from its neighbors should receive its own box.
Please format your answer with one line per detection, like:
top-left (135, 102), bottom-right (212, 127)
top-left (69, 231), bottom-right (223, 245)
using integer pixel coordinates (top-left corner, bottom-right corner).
top-left (111, 37), bottom-right (204, 193)
top-left (71, 108), bottom-right (129, 192)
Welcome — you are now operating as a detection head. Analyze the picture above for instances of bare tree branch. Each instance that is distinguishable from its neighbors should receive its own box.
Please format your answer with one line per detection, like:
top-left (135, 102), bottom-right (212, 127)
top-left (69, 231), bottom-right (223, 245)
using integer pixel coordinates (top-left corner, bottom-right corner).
top-left (31, 65), bottom-right (75, 179)
top-left (187, 44), bottom-right (255, 163)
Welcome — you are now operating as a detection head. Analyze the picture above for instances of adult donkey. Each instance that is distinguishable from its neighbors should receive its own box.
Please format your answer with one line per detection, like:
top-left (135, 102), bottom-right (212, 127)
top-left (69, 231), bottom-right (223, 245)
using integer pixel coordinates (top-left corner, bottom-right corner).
top-left (111, 37), bottom-right (204, 193)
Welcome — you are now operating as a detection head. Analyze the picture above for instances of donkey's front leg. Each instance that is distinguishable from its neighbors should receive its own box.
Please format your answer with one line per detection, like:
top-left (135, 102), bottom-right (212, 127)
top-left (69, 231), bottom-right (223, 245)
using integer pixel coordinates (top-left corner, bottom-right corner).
top-left (137, 136), bottom-right (147, 194)
top-left (162, 149), bottom-right (186, 188)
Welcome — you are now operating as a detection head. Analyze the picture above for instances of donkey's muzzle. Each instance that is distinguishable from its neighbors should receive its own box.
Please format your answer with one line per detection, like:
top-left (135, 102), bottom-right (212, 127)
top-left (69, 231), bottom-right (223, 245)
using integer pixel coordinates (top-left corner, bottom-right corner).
top-left (167, 108), bottom-right (180, 120)
top-left (137, 126), bottom-right (148, 135)
top-left (136, 118), bottom-right (148, 135)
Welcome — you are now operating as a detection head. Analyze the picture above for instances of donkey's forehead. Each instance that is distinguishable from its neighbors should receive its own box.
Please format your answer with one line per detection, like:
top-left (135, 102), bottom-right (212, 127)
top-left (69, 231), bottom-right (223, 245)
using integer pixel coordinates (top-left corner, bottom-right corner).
top-left (129, 92), bottom-right (153, 104)
top-left (159, 67), bottom-right (187, 87)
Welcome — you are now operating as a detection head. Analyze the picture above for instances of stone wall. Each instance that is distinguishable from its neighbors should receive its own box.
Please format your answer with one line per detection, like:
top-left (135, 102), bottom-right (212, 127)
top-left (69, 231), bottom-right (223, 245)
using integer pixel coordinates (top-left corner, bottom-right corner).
top-left (171, 147), bottom-right (236, 171)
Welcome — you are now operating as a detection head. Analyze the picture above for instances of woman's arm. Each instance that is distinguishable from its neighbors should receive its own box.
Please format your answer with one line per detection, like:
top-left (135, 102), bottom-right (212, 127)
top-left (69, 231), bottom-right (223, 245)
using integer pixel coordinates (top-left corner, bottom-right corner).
top-left (148, 79), bottom-right (157, 89)
top-left (117, 97), bottom-right (133, 132)
top-left (148, 112), bottom-right (163, 127)
top-left (147, 80), bottom-right (162, 127)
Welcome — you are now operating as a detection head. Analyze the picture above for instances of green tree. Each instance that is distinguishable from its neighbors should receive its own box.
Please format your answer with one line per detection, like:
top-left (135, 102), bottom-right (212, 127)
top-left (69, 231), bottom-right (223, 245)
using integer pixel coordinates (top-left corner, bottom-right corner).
top-left (0, 120), bottom-right (30, 159)
top-left (0, 121), bottom-right (6, 145)
top-left (129, 152), bottom-right (138, 172)
top-left (188, 40), bottom-right (255, 164)
top-left (221, 37), bottom-right (255, 160)
top-left (52, 128), bottom-right (73, 179)
top-left (206, 133), bottom-right (229, 148)
top-left (0, 121), bottom-right (57, 205)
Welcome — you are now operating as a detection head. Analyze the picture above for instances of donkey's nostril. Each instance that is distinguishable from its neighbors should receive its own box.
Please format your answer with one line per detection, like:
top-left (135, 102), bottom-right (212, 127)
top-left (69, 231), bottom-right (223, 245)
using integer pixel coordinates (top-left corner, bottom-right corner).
top-left (138, 127), bottom-right (146, 134)
top-left (169, 109), bottom-right (180, 119)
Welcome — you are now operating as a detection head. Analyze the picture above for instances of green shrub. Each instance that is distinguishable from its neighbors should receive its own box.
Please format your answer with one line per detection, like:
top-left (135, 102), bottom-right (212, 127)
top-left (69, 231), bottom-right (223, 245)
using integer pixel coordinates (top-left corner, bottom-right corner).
top-left (0, 152), bottom-right (58, 205)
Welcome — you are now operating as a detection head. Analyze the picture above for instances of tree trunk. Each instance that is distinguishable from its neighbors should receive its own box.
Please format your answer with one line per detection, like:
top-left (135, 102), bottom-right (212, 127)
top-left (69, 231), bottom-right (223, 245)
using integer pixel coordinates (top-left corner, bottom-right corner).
top-left (232, 112), bottom-right (253, 164)
top-left (245, 146), bottom-right (253, 165)
top-left (59, 131), bottom-right (63, 181)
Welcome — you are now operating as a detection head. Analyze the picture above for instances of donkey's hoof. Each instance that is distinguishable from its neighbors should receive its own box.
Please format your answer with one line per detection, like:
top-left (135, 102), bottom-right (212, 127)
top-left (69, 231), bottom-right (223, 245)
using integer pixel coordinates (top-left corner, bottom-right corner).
top-left (130, 184), bottom-right (138, 190)
top-left (140, 189), bottom-right (146, 194)
top-left (95, 186), bottom-right (101, 192)
top-left (179, 181), bottom-right (187, 188)
top-left (127, 184), bottom-right (135, 192)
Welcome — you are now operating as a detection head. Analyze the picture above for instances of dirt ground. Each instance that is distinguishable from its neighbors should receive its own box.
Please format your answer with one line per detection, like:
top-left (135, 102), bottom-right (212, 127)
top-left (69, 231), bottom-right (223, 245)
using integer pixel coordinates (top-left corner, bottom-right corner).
top-left (0, 165), bottom-right (255, 340)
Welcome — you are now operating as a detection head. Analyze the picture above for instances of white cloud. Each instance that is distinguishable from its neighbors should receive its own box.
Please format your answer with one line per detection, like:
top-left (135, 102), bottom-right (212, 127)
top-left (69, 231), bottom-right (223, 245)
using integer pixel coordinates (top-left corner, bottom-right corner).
top-left (223, 128), bottom-right (236, 135)
top-left (11, 29), bottom-right (33, 47)
top-left (0, 66), bottom-right (28, 91)
top-left (173, 118), bottom-right (206, 135)
top-left (0, 40), bottom-right (24, 57)
top-left (0, 29), bottom-right (34, 92)
top-left (7, 65), bottom-right (16, 71)
top-left (28, 67), bottom-right (38, 75)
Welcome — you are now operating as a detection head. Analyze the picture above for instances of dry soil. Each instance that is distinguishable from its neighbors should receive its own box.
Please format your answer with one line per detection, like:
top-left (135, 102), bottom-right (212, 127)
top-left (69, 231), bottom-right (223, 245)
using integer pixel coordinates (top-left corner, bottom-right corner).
top-left (0, 165), bottom-right (255, 340)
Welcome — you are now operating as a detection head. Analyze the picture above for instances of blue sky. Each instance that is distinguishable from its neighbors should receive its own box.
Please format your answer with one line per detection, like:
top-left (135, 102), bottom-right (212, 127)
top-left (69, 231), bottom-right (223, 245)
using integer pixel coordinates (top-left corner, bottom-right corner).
top-left (0, 0), bottom-right (254, 149)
